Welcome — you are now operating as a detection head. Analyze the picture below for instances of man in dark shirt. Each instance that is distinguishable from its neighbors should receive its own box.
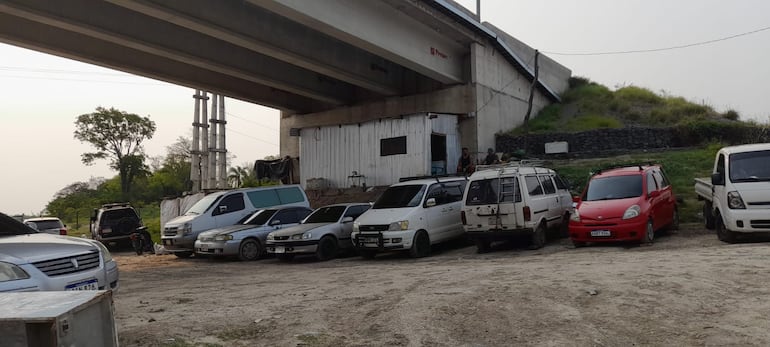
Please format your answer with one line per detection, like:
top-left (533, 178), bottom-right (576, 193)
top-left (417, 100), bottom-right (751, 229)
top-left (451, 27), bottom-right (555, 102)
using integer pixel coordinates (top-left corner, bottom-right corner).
top-left (484, 148), bottom-right (499, 165)
top-left (457, 147), bottom-right (475, 174)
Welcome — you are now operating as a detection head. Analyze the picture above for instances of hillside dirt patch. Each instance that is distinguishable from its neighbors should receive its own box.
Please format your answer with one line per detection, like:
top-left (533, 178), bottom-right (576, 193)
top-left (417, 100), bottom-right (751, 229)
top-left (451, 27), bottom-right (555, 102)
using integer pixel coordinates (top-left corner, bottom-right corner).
top-left (112, 225), bottom-right (770, 346)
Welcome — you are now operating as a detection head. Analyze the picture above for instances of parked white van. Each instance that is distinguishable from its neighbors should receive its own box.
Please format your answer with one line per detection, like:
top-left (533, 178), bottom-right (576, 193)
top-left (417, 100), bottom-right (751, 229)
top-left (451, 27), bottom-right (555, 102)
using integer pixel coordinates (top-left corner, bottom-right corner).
top-left (352, 176), bottom-right (467, 258)
top-left (461, 164), bottom-right (573, 253)
top-left (162, 185), bottom-right (309, 258)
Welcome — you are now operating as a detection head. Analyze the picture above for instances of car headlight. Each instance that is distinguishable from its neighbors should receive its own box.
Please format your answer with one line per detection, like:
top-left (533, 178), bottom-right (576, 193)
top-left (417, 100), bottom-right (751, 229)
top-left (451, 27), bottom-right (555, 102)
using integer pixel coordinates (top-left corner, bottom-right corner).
top-left (267, 233), bottom-right (274, 241)
top-left (353, 222), bottom-right (360, 233)
top-left (302, 232), bottom-right (312, 240)
top-left (728, 191), bottom-right (746, 209)
top-left (181, 223), bottom-right (193, 235)
top-left (570, 210), bottom-right (581, 222)
top-left (92, 241), bottom-right (113, 263)
top-left (622, 205), bottom-right (641, 220)
top-left (388, 220), bottom-right (409, 231)
top-left (214, 234), bottom-right (233, 241)
top-left (0, 262), bottom-right (30, 282)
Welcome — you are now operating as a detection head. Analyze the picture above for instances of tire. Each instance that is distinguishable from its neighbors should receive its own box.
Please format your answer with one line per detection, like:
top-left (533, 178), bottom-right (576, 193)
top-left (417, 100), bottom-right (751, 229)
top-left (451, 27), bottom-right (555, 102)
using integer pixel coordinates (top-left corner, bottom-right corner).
top-left (704, 202), bottom-right (716, 230)
top-left (276, 254), bottom-right (295, 262)
top-left (358, 250), bottom-right (377, 259)
top-left (716, 214), bottom-right (736, 243)
top-left (529, 223), bottom-right (546, 250)
top-left (475, 239), bottom-right (491, 254)
top-left (174, 251), bottom-right (193, 259)
top-left (642, 219), bottom-right (654, 244)
top-left (559, 213), bottom-right (570, 238)
top-left (316, 235), bottom-right (338, 261)
top-left (131, 236), bottom-right (143, 256)
top-left (238, 239), bottom-right (262, 261)
top-left (409, 231), bottom-right (431, 258)
top-left (670, 208), bottom-right (680, 231)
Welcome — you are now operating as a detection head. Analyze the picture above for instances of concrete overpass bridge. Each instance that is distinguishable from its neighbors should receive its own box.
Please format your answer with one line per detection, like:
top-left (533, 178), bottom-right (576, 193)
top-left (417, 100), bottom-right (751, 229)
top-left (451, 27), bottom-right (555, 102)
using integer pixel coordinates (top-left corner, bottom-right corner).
top-left (0, 0), bottom-right (571, 188)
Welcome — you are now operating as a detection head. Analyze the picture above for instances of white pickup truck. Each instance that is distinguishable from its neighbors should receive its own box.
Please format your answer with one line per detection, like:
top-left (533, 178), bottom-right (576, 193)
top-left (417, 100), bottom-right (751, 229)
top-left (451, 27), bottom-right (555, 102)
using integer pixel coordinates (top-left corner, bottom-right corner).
top-left (694, 143), bottom-right (770, 242)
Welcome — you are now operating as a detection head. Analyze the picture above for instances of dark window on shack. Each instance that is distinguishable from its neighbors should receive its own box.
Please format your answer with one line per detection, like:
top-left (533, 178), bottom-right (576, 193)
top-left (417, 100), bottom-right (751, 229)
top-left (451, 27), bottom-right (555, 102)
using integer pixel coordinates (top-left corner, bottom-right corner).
top-left (380, 136), bottom-right (407, 156)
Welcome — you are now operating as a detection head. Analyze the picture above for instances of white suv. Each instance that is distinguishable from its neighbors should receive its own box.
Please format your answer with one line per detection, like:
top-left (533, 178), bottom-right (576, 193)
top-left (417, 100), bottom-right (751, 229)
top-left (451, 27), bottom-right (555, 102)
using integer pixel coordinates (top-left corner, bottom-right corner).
top-left (352, 177), bottom-right (467, 258)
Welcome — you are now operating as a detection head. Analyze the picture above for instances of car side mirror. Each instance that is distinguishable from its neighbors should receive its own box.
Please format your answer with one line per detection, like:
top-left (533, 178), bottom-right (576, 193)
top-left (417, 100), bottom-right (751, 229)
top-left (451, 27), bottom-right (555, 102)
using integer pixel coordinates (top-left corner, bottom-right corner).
top-left (425, 198), bottom-right (437, 207)
top-left (219, 206), bottom-right (228, 213)
top-left (711, 172), bottom-right (725, 186)
top-left (648, 190), bottom-right (661, 199)
top-left (342, 216), bottom-right (354, 223)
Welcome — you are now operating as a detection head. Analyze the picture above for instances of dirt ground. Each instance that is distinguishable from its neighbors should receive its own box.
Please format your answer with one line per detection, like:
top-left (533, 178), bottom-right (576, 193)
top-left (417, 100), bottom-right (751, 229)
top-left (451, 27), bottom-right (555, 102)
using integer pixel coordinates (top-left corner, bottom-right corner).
top-left (112, 225), bottom-right (770, 347)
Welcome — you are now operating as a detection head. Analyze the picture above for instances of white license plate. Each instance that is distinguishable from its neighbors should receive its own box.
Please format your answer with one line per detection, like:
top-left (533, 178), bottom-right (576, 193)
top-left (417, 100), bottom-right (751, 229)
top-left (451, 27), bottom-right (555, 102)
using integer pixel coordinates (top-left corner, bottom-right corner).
top-left (199, 248), bottom-right (209, 252)
top-left (66, 279), bottom-right (98, 291)
top-left (590, 230), bottom-right (611, 237)
top-left (274, 246), bottom-right (285, 253)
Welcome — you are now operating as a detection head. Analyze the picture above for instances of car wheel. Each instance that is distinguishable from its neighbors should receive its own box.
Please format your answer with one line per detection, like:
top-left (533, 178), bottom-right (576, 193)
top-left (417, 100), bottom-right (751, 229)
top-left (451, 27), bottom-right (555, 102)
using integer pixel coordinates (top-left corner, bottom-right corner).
top-left (174, 251), bottom-right (193, 259)
top-left (559, 213), bottom-right (570, 238)
top-left (276, 254), bottom-right (295, 262)
top-left (642, 219), bottom-right (654, 244)
top-left (670, 208), bottom-right (680, 231)
top-left (238, 239), bottom-right (262, 261)
top-left (704, 203), bottom-right (716, 230)
top-left (358, 250), bottom-right (377, 259)
top-left (316, 235), bottom-right (338, 261)
top-left (529, 223), bottom-right (546, 250)
top-left (475, 239), bottom-right (491, 254)
top-left (716, 214), bottom-right (736, 243)
top-left (409, 231), bottom-right (430, 258)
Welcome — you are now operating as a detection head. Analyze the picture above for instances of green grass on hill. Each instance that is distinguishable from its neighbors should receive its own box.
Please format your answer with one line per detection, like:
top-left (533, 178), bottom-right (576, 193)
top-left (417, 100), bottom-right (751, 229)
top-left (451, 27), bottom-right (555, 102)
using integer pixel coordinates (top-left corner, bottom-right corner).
top-left (551, 144), bottom-right (721, 224)
top-left (511, 77), bottom-right (741, 134)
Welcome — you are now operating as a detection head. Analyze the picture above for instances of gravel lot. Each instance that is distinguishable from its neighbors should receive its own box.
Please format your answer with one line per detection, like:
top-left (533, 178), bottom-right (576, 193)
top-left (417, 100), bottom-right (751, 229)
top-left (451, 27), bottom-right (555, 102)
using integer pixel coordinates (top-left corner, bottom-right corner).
top-left (112, 225), bottom-right (770, 347)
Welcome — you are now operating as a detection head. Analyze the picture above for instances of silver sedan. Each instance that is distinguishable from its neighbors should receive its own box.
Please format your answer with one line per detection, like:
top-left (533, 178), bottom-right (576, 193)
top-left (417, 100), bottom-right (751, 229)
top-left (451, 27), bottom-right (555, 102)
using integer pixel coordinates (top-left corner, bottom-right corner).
top-left (0, 213), bottom-right (119, 292)
top-left (194, 207), bottom-right (313, 261)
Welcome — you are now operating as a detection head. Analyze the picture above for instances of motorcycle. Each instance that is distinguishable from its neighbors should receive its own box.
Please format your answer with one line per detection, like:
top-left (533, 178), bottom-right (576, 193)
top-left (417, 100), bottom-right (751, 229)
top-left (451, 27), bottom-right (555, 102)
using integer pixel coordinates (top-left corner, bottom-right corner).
top-left (129, 226), bottom-right (153, 255)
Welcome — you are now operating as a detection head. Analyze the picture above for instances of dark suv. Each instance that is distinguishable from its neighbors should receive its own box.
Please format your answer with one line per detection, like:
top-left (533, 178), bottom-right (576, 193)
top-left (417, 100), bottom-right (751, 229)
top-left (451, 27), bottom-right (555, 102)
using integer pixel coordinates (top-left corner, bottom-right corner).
top-left (90, 203), bottom-right (143, 245)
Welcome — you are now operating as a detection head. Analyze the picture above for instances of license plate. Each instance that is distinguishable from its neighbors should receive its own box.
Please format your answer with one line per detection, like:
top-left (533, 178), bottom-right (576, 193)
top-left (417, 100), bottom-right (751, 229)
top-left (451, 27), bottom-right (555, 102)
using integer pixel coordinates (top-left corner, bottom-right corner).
top-left (274, 246), bottom-right (285, 253)
top-left (66, 279), bottom-right (98, 291)
top-left (199, 248), bottom-right (209, 252)
top-left (590, 230), bottom-right (611, 237)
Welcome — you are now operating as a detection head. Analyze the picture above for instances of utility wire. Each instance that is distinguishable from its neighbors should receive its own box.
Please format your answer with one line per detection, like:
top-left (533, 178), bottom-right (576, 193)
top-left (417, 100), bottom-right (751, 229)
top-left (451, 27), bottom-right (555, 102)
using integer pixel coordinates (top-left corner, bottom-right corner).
top-left (543, 24), bottom-right (770, 56)
top-left (228, 127), bottom-right (278, 147)
top-left (226, 111), bottom-right (278, 131)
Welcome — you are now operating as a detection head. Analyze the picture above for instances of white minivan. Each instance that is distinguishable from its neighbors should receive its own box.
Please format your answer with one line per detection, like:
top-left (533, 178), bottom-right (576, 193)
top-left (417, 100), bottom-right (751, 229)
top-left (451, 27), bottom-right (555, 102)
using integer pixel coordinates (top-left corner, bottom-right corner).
top-left (352, 177), bottom-right (467, 258)
top-left (461, 164), bottom-right (573, 253)
top-left (162, 185), bottom-right (309, 258)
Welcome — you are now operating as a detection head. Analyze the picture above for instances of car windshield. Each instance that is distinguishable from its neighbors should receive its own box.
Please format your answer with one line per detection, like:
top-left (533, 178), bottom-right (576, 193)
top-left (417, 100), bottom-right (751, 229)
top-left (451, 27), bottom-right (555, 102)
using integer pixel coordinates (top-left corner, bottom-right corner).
top-left (304, 206), bottom-right (346, 223)
top-left (242, 209), bottom-right (277, 225)
top-left (584, 175), bottom-right (643, 201)
top-left (372, 185), bottom-right (426, 209)
top-left (1, 213), bottom-right (36, 236)
top-left (466, 178), bottom-right (521, 205)
top-left (184, 194), bottom-right (222, 215)
top-left (730, 150), bottom-right (770, 182)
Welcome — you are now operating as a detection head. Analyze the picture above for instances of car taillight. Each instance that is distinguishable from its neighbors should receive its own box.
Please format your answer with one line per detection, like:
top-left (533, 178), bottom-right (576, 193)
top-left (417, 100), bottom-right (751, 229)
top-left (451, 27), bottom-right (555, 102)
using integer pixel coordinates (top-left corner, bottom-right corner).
top-left (523, 206), bottom-right (531, 222)
top-left (461, 211), bottom-right (467, 225)
top-left (59, 228), bottom-right (67, 235)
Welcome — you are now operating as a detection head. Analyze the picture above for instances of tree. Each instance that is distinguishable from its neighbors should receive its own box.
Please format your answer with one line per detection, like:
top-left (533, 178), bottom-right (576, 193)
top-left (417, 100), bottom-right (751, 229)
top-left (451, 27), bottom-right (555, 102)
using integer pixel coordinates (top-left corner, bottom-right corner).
top-left (74, 107), bottom-right (156, 199)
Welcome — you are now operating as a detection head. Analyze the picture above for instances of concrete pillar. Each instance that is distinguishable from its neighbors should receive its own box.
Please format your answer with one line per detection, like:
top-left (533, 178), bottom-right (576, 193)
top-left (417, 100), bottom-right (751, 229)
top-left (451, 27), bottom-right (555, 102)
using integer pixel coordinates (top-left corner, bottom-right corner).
top-left (217, 95), bottom-right (227, 189)
top-left (279, 111), bottom-right (300, 158)
top-left (208, 94), bottom-right (219, 189)
top-left (200, 91), bottom-right (210, 189)
top-left (190, 90), bottom-right (205, 192)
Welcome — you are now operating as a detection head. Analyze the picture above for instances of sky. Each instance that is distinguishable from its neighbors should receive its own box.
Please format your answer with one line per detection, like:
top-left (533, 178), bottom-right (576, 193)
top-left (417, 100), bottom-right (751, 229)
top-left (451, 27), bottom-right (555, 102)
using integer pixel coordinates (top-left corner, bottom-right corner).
top-left (1, 0), bottom-right (769, 215)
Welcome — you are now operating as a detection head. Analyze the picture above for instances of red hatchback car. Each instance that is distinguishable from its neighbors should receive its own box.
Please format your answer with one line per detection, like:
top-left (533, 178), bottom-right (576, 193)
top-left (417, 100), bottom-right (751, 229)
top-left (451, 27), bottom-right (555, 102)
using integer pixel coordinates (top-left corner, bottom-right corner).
top-left (569, 165), bottom-right (679, 246)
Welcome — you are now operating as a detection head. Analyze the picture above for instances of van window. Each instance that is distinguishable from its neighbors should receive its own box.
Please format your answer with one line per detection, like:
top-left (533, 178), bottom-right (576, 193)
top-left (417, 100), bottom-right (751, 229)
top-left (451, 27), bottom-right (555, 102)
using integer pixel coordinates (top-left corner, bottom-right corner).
top-left (524, 176), bottom-right (543, 196)
top-left (247, 190), bottom-right (280, 208)
top-left (443, 181), bottom-right (467, 203)
top-left (373, 185), bottom-right (426, 209)
top-left (465, 178), bottom-right (521, 205)
top-left (539, 175), bottom-right (556, 194)
top-left (277, 187), bottom-right (304, 204)
top-left (213, 193), bottom-right (245, 216)
top-left (553, 175), bottom-right (569, 190)
top-left (184, 194), bottom-right (222, 216)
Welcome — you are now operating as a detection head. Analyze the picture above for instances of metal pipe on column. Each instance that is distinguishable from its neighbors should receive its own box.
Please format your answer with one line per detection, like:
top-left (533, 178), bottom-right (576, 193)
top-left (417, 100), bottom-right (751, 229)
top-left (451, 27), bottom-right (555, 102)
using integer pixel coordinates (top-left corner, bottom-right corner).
top-left (217, 95), bottom-right (228, 189)
top-left (200, 91), bottom-right (210, 190)
top-left (208, 94), bottom-right (219, 189)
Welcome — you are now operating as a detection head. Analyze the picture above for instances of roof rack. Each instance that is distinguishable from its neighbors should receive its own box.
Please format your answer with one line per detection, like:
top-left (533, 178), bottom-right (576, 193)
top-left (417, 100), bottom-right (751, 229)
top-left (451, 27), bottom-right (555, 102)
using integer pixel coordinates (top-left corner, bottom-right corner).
top-left (101, 202), bottom-right (132, 208)
top-left (475, 159), bottom-right (546, 172)
top-left (398, 174), bottom-right (465, 183)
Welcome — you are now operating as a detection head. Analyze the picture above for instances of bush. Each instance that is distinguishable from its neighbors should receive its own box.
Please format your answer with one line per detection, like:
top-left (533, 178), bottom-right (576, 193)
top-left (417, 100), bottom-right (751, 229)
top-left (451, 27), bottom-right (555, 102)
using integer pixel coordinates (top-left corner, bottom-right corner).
top-left (565, 115), bottom-right (622, 132)
top-left (615, 86), bottom-right (663, 104)
top-left (722, 109), bottom-right (740, 121)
